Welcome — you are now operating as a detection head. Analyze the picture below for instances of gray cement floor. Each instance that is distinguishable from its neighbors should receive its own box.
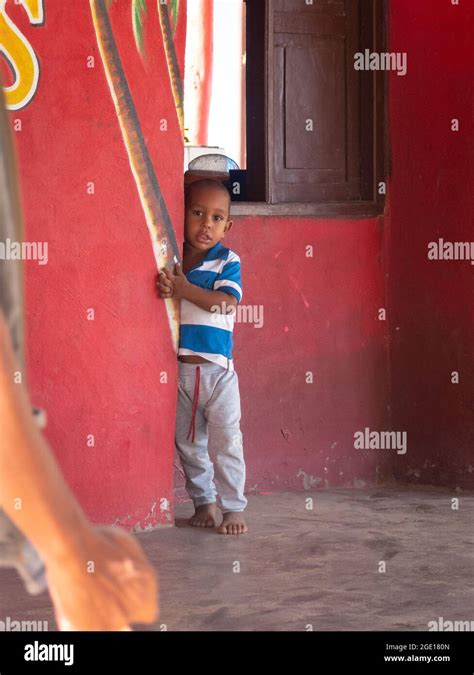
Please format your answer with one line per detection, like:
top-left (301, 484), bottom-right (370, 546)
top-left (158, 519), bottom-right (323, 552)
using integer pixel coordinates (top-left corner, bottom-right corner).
top-left (0, 488), bottom-right (473, 631)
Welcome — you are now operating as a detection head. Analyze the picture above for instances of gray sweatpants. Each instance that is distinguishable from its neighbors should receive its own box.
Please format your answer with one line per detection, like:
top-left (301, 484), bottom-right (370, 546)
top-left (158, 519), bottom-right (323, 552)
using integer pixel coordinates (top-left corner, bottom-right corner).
top-left (175, 361), bottom-right (247, 513)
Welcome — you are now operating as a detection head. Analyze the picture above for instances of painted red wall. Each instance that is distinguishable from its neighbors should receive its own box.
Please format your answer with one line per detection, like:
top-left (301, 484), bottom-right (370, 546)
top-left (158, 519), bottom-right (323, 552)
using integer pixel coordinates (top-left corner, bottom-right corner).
top-left (175, 215), bottom-right (392, 499)
top-left (238, 216), bottom-right (393, 490)
top-left (4, 1), bottom-right (186, 527)
top-left (6, 0), bottom-right (470, 530)
top-left (178, 0), bottom-right (473, 499)
top-left (386, 0), bottom-right (473, 489)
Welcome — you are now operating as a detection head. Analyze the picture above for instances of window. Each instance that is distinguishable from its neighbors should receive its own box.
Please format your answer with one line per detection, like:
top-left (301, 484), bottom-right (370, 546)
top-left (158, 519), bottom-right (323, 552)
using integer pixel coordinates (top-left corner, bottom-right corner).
top-left (185, 0), bottom-right (387, 216)
top-left (244, 0), bottom-right (386, 215)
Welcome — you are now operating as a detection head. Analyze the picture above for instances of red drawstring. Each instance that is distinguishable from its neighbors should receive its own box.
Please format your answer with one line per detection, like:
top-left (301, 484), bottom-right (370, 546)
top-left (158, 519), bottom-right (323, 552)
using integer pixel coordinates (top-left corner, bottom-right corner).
top-left (186, 366), bottom-right (201, 443)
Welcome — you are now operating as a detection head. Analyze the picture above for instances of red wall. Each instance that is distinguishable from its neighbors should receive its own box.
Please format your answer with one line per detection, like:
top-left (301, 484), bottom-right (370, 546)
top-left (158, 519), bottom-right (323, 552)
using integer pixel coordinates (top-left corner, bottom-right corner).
top-left (175, 215), bottom-right (392, 499)
top-left (4, 1), bottom-right (186, 527)
top-left (6, 0), bottom-right (471, 530)
top-left (178, 0), bottom-right (473, 498)
top-left (386, 0), bottom-right (473, 489)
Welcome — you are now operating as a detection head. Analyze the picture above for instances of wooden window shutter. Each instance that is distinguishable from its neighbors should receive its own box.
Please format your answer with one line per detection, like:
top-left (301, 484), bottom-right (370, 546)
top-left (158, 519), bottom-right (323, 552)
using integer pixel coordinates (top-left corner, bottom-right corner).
top-left (269, 0), bottom-right (375, 203)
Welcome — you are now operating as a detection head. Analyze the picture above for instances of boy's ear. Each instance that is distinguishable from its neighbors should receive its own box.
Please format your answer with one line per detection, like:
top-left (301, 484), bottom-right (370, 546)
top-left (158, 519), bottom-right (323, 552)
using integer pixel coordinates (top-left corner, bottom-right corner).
top-left (224, 220), bottom-right (233, 234)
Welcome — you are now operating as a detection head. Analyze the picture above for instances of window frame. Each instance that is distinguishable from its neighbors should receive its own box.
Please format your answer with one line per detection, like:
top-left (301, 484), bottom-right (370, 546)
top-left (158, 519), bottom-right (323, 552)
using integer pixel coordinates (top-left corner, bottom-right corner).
top-left (240, 0), bottom-right (388, 218)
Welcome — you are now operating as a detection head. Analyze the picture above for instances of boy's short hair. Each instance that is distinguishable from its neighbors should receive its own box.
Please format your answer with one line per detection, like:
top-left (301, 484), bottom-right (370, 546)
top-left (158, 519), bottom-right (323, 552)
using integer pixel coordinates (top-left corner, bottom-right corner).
top-left (184, 179), bottom-right (231, 216)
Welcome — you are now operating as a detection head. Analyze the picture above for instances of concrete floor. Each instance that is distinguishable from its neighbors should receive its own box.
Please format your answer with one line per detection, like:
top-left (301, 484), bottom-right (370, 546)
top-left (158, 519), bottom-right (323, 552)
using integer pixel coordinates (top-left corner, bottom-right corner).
top-left (0, 487), bottom-right (473, 631)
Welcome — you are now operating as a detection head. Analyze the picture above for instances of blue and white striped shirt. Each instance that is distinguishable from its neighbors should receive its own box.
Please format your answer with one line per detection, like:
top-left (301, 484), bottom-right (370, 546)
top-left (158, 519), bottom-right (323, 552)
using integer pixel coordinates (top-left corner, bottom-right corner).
top-left (178, 241), bottom-right (243, 370)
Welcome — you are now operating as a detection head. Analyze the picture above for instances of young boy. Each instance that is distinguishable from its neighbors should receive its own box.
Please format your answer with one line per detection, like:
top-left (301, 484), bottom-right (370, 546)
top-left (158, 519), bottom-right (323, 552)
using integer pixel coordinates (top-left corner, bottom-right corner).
top-left (157, 179), bottom-right (248, 535)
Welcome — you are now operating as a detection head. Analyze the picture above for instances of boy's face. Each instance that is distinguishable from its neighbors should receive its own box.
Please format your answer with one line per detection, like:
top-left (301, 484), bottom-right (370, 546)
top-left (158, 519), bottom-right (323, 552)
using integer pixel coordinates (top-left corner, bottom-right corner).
top-left (184, 185), bottom-right (232, 252)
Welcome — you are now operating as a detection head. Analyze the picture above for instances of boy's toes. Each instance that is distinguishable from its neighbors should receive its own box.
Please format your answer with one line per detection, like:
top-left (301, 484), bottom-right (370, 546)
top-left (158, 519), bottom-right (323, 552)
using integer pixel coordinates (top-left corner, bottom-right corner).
top-left (189, 504), bottom-right (217, 528)
top-left (218, 512), bottom-right (248, 535)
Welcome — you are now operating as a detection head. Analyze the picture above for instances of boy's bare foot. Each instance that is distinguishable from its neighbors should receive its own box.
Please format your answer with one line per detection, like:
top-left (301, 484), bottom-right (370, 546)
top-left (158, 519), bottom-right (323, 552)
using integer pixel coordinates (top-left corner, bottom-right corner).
top-left (189, 503), bottom-right (217, 528)
top-left (217, 512), bottom-right (248, 535)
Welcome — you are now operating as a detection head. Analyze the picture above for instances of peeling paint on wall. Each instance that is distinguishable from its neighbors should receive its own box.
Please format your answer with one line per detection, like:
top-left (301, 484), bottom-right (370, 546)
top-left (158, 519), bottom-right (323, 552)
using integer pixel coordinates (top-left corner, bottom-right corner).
top-left (159, 497), bottom-right (172, 522)
top-left (297, 469), bottom-right (322, 490)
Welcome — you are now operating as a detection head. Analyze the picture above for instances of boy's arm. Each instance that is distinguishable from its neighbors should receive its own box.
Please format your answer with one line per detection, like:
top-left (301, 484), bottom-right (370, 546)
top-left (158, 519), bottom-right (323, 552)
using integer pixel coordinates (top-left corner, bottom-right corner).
top-left (181, 282), bottom-right (238, 313)
top-left (161, 263), bottom-right (239, 313)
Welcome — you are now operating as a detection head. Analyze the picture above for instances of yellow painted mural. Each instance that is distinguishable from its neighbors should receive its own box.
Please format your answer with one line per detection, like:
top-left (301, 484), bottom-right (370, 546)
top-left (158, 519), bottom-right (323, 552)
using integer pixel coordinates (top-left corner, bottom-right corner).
top-left (0, 0), bottom-right (44, 110)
